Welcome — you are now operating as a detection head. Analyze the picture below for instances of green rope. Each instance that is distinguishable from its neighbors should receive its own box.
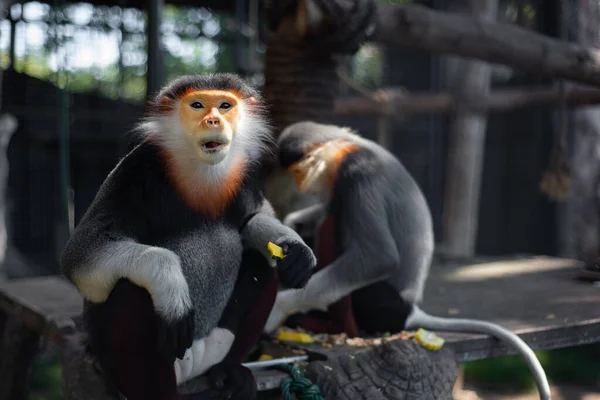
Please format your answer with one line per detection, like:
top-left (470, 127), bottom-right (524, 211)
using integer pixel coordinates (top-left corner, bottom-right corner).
top-left (279, 363), bottom-right (323, 400)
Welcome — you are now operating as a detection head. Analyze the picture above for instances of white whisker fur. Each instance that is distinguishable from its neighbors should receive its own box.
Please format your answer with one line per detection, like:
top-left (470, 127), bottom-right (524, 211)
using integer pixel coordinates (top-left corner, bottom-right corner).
top-left (133, 99), bottom-right (274, 188)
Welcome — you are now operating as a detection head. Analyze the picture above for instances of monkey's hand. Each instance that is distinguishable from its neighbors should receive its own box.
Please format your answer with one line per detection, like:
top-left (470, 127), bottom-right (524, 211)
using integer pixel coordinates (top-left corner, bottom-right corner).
top-left (157, 308), bottom-right (195, 363)
top-left (195, 363), bottom-right (257, 400)
top-left (273, 235), bottom-right (316, 289)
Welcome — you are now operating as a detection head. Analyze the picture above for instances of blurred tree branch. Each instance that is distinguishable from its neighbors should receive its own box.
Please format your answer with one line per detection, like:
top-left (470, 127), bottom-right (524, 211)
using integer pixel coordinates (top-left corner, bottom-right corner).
top-left (373, 2), bottom-right (600, 87)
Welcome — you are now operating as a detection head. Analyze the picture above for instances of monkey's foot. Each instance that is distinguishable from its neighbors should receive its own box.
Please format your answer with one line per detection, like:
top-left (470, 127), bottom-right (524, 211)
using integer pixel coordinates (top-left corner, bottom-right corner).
top-left (188, 363), bottom-right (256, 400)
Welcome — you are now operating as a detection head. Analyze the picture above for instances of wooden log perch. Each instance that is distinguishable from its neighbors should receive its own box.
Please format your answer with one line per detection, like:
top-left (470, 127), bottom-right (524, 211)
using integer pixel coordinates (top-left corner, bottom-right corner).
top-left (0, 315), bottom-right (40, 400)
top-left (334, 86), bottom-right (600, 117)
top-left (304, 339), bottom-right (458, 400)
top-left (374, 3), bottom-right (600, 87)
top-left (60, 331), bottom-right (118, 400)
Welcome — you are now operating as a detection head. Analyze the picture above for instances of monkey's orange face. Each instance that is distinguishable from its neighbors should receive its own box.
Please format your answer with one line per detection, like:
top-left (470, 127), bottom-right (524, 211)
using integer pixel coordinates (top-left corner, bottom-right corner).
top-left (178, 90), bottom-right (241, 165)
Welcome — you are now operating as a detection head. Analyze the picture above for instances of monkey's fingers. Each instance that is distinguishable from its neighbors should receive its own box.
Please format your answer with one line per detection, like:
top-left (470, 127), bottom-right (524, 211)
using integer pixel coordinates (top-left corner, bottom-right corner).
top-left (278, 261), bottom-right (311, 289)
top-left (156, 311), bottom-right (194, 362)
top-left (176, 310), bottom-right (195, 360)
top-left (278, 251), bottom-right (302, 267)
top-left (174, 328), bottom-right (186, 360)
top-left (170, 323), bottom-right (183, 360)
top-left (283, 270), bottom-right (310, 289)
top-left (156, 320), bottom-right (177, 363)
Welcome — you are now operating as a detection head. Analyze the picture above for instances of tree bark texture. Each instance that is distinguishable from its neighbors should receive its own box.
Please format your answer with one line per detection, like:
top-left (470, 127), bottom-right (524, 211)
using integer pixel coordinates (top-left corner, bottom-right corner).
top-left (262, 5), bottom-right (344, 218)
top-left (304, 340), bottom-right (458, 400)
top-left (441, 0), bottom-right (498, 258)
top-left (373, 2), bottom-right (600, 88)
top-left (565, 0), bottom-right (600, 264)
top-left (59, 331), bottom-right (118, 400)
top-left (262, 22), bottom-right (340, 136)
top-left (0, 314), bottom-right (40, 400)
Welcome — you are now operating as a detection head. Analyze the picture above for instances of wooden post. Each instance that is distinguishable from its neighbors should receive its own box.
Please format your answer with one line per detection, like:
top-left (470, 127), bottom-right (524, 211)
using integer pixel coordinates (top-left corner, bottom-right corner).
top-left (262, 24), bottom-right (339, 134)
top-left (262, 6), bottom-right (342, 218)
top-left (441, 0), bottom-right (498, 258)
top-left (565, 0), bottom-right (600, 265)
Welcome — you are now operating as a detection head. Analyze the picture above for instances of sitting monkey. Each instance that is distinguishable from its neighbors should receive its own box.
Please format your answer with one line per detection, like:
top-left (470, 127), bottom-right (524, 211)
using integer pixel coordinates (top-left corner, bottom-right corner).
top-left (61, 74), bottom-right (316, 400)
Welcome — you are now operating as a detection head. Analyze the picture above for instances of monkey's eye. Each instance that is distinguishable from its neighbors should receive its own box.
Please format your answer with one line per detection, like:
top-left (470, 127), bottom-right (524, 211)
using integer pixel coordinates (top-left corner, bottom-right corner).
top-left (189, 101), bottom-right (204, 109)
top-left (219, 101), bottom-right (232, 110)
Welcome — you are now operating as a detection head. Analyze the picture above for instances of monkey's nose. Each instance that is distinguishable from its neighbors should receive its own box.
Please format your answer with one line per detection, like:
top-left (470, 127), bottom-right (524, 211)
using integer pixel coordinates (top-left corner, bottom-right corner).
top-left (205, 117), bottom-right (220, 128)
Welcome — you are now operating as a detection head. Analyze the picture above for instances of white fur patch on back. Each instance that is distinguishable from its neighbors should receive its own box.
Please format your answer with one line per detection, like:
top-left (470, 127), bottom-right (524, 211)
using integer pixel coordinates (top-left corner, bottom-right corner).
top-left (174, 328), bottom-right (235, 385)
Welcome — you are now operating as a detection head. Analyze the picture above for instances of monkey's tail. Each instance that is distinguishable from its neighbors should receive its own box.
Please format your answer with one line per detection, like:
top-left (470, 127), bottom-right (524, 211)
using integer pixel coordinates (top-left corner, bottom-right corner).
top-left (407, 307), bottom-right (551, 400)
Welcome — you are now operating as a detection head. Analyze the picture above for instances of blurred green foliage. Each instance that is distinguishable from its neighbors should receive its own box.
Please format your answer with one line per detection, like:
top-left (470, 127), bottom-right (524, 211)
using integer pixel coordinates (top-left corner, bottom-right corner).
top-left (4, 1), bottom-right (234, 103)
top-left (29, 362), bottom-right (63, 400)
top-left (463, 343), bottom-right (600, 392)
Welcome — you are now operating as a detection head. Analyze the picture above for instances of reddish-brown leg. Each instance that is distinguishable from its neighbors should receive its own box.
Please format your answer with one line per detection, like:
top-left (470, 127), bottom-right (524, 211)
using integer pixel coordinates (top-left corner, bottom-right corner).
top-left (102, 279), bottom-right (180, 400)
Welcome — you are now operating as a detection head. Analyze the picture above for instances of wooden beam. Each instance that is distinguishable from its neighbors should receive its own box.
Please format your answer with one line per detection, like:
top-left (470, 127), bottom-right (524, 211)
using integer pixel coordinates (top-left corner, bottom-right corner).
top-left (565, 0), bottom-right (600, 264)
top-left (373, 3), bottom-right (600, 87)
top-left (334, 86), bottom-right (600, 117)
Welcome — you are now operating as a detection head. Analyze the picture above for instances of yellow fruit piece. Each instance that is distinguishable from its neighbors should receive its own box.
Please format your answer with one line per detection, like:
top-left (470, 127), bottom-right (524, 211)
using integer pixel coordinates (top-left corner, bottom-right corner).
top-left (277, 330), bottom-right (314, 344)
top-left (415, 328), bottom-right (445, 350)
top-left (268, 242), bottom-right (284, 259)
top-left (258, 354), bottom-right (273, 361)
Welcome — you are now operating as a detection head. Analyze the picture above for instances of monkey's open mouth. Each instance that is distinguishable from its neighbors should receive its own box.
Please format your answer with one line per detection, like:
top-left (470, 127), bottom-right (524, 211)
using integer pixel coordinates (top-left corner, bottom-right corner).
top-left (199, 139), bottom-right (229, 153)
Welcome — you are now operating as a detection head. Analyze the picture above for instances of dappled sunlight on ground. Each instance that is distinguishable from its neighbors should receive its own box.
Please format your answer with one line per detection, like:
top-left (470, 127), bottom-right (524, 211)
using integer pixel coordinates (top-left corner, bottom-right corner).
top-left (445, 257), bottom-right (583, 283)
